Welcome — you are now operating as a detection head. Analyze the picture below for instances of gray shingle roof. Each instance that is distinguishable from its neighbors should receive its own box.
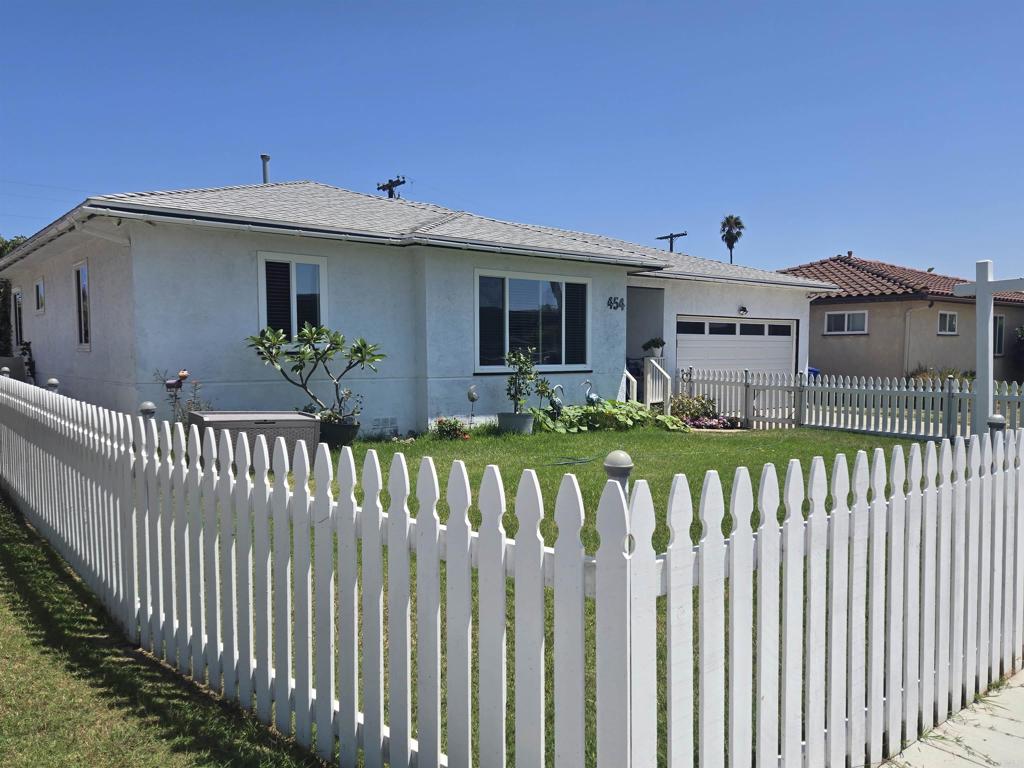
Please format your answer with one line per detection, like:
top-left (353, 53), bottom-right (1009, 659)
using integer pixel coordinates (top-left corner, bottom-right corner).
top-left (4, 180), bottom-right (833, 288)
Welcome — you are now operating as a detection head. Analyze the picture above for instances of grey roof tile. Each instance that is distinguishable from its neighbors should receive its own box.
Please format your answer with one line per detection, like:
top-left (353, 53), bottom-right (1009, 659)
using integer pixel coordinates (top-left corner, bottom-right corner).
top-left (13, 180), bottom-right (829, 287)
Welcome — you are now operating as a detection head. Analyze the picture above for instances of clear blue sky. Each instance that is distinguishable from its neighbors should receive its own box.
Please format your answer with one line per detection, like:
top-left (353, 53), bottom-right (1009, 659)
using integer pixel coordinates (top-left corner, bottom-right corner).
top-left (2, 1), bottom-right (1021, 276)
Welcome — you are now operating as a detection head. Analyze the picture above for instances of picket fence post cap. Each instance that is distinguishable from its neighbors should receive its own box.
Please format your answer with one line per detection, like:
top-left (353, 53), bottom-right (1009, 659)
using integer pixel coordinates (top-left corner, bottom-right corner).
top-left (604, 451), bottom-right (634, 493)
top-left (0, 367), bottom-right (8, 377)
top-left (46, 377), bottom-right (59, 390)
top-left (139, 401), bottom-right (157, 417)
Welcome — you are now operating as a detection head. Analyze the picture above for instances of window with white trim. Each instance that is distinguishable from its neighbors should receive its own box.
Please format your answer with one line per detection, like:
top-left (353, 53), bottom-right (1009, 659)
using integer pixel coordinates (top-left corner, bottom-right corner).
top-left (74, 262), bottom-right (90, 347)
top-left (477, 272), bottom-right (589, 368)
top-left (824, 310), bottom-right (867, 335)
top-left (12, 289), bottom-right (23, 347)
top-left (937, 311), bottom-right (958, 335)
top-left (257, 252), bottom-right (326, 338)
top-left (34, 279), bottom-right (44, 313)
top-left (994, 315), bottom-right (1005, 356)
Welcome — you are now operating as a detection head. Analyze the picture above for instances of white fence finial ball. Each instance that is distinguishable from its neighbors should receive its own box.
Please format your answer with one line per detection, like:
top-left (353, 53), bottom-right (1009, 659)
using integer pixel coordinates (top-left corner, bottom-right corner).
top-left (139, 400), bottom-right (156, 418)
top-left (46, 377), bottom-right (59, 391)
top-left (604, 450), bottom-right (634, 494)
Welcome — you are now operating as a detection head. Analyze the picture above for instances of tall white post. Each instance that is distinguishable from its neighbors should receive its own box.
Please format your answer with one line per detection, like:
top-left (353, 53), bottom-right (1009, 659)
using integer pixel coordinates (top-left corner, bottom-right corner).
top-left (974, 260), bottom-right (994, 436)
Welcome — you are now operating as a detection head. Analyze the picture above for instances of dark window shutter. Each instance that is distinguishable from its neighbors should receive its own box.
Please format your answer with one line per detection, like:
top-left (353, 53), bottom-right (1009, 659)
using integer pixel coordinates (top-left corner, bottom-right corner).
top-left (265, 261), bottom-right (292, 337)
top-left (478, 276), bottom-right (505, 365)
top-left (564, 282), bottom-right (587, 364)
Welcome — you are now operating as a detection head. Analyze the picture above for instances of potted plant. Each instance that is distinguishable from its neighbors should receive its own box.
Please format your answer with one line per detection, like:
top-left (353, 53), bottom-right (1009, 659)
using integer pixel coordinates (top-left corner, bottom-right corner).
top-left (246, 323), bottom-right (385, 448)
top-left (498, 348), bottom-right (537, 434)
top-left (642, 337), bottom-right (666, 356)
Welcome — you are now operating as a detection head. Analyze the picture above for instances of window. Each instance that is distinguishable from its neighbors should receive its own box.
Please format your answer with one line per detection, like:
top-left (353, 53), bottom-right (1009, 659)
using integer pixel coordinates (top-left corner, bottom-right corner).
top-left (676, 320), bottom-right (705, 334)
top-left (12, 289), bottom-right (23, 347)
top-left (477, 272), bottom-right (588, 368)
top-left (257, 252), bottom-right (326, 338)
top-left (937, 311), bottom-right (958, 335)
top-left (768, 324), bottom-right (793, 337)
top-left (995, 315), bottom-right (1005, 356)
top-left (34, 280), bottom-right (44, 313)
top-left (740, 323), bottom-right (766, 336)
top-left (824, 311), bottom-right (868, 335)
top-left (74, 263), bottom-right (90, 347)
top-left (708, 322), bottom-right (736, 335)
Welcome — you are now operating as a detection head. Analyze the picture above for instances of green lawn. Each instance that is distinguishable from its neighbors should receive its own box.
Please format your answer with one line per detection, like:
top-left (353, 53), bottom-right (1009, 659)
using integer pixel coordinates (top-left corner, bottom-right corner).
top-left (0, 497), bottom-right (325, 768)
top-left (347, 427), bottom-right (920, 552)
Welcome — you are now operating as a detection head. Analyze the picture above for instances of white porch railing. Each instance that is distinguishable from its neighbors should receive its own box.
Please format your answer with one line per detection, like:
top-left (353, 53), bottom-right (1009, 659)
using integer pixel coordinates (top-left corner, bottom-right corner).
top-left (642, 356), bottom-right (672, 415)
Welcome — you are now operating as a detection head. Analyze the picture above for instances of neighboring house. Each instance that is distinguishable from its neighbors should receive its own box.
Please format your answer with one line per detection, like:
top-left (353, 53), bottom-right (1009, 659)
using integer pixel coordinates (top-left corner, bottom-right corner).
top-left (0, 180), bottom-right (829, 433)
top-left (782, 252), bottom-right (1024, 381)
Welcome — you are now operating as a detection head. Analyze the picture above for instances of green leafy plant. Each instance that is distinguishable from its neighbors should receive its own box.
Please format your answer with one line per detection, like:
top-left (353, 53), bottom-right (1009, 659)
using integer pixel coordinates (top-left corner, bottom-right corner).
top-left (534, 376), bottom-right (553, 408)
top-left (432, 417), bottom-right (470, 440)
top-left (670, 393), bottom-right (719, 421)
top-left (907, 365), bottom-right (975, 383)
top-left (504, 348), bottom-right (537, 414)
top-left (246, 323), bottom-right (385, 422)
top-left (531, 399), bottom-right (687, 434)
top-left (641, 337), bottom-right (666, 354)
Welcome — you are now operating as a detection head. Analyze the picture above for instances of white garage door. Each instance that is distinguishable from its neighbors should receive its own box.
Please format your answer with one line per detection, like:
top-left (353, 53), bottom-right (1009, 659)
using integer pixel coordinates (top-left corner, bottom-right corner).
top-left (676, 315), bottom-right (796, 373)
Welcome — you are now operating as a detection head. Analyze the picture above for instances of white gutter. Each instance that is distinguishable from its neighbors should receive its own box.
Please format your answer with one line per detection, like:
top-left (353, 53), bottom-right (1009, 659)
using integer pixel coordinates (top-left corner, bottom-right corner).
top-left (629, 268), bottom-right (837, 292)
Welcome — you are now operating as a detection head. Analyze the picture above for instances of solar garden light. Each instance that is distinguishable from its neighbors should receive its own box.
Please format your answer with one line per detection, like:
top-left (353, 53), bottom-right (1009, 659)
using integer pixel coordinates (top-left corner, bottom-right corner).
top-left (46, 377), bottom-right (59, 392)
top-left (139, 401), bottom-right (157, 418)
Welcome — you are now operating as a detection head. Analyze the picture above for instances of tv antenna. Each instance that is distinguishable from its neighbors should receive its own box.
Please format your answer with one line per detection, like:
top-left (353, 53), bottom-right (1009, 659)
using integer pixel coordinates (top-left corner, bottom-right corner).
top-left (376, 175), bottom-right (406, 199)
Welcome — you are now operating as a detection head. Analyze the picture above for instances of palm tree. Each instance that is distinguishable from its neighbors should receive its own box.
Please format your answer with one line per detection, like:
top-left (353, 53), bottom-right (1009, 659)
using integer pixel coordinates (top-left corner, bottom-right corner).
top-left (720, 215), bottom-right (744, 264)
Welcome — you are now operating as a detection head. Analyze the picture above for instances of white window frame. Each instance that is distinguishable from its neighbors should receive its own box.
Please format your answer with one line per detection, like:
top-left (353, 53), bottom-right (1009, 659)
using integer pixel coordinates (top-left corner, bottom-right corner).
top-left (823, 310), bottom-right (868, 335)
top-left (257, 251), bottom-right (329, 333)
top-left (937, 311), bottom-right (958, 336)
top-left (474, 268), bottom-right (592, 373)
top-left (73, 260), bottom-right (90, 351)
top-left (994, 314), bottom-right (1005, 357)
top-left (12, 286), bottom-right (24, 347)
top-left (33, 278), bottom-right (45, 315)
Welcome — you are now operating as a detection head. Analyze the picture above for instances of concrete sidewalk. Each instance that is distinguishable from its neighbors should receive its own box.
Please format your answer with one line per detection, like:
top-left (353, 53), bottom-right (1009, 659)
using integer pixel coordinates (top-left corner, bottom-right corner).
top-left (889, 670), bottom-right (1024, 767)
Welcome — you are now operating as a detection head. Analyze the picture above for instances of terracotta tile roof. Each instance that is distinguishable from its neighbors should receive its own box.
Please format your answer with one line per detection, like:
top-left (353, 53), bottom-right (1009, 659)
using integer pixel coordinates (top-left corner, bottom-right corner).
top-left (781, 253), bottom-right (1024, 305)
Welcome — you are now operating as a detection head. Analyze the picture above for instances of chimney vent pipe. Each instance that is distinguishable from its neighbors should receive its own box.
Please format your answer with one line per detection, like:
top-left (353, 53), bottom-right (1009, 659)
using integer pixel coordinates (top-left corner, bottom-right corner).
top-left (260, 154), bottom-right (271, 183)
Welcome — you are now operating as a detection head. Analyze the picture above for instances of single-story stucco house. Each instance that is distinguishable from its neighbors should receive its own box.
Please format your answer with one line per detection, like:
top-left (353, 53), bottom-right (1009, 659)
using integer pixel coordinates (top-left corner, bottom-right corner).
top-left (782, 252), bottom-right (1024, 381)
top-left (1, 180), bottom-right (830, 434)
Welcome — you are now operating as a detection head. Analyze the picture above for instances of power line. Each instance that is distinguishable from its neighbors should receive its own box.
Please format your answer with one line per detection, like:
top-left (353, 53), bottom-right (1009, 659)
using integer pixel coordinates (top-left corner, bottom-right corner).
top-left (0, 179), bottom-right (90, 193)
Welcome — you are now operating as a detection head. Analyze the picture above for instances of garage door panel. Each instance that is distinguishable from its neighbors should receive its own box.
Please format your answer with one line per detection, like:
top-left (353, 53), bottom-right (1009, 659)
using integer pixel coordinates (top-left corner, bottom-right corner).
top-left (676, 316), bottom-right (795, 373)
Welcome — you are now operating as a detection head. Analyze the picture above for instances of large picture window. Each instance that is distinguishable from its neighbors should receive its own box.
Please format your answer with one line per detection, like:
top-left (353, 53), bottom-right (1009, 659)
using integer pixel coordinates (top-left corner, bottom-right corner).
top-left (477, 273), bottom-right (588, 368)
top-left (258, 252), bottom-right (326, 338)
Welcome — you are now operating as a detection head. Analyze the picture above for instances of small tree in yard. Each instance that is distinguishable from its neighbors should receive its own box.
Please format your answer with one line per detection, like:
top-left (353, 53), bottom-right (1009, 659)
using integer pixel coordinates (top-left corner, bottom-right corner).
top-left (504, 348), bottom-right (536, 414)
top-left (247, 324), bottom-right (385, 422)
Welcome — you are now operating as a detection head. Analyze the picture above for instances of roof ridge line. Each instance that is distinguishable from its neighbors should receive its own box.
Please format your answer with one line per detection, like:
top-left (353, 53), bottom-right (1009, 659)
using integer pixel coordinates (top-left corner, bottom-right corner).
top-left (842, 255), bottom-right (925, 292)
top-left (92, 179), bottom-right (315, 200)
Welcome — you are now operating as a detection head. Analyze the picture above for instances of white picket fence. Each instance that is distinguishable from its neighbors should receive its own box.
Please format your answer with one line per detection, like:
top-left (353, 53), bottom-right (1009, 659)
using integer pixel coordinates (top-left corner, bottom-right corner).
top-left (2, 374), bottom-right (1024, 767)
top-left (682, 368), bottom-right (1024, 439)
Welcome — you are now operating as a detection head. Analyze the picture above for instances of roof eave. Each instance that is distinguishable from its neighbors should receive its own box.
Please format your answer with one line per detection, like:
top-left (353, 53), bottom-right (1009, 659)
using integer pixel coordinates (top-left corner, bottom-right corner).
top-left (71, 203), bottom-right (669, 270)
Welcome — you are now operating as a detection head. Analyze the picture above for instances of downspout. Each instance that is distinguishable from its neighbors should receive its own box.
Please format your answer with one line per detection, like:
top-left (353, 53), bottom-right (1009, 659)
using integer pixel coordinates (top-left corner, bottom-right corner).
top-left (903, 300), bottom-right (934, 375)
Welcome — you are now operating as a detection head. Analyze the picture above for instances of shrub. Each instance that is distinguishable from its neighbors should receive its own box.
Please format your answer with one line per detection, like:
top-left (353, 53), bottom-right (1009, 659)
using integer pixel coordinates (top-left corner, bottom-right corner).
top-left (531, 400), bottom-right (687, 434)
top-left (907, 365), bottom-right (974, 383)
top-left (432, 416), bottom-right (470, 440)
top-left (504, 348), bottom-right (536, 414)
top-left (670, 393), bottom-right (719, 421)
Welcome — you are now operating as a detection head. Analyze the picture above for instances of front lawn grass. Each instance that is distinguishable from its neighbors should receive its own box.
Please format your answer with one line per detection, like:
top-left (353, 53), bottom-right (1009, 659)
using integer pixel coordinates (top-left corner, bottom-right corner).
top-left (348, 427), bottom-right (920, 552)
top-left (0, 496), bottom-right (324, 768)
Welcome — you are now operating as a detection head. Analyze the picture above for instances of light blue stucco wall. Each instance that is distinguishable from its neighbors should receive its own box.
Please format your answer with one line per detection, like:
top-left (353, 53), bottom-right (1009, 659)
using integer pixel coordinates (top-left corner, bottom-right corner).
top-left (126, 221), bottom-right (632, 433)
top-left (2, 223), bottom-right (138, 411)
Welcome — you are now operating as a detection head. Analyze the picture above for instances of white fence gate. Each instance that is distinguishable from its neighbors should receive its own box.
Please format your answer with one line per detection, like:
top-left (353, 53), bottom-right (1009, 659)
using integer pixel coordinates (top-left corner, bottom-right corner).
top-left (2, 375), bottom-right (1024, 767)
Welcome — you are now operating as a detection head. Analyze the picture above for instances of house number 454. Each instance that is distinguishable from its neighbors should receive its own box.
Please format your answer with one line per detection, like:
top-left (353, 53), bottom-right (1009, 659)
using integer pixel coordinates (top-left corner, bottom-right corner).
top-left (607, 296), bottom-right (626, 310)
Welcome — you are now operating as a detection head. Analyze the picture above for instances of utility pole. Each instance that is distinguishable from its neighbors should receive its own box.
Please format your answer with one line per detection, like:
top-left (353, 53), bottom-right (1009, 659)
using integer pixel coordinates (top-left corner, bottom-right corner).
top-left (376, 175), bottom-right (406, 199)
top-left (656, 230), bottom-right (687, 253)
